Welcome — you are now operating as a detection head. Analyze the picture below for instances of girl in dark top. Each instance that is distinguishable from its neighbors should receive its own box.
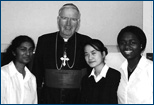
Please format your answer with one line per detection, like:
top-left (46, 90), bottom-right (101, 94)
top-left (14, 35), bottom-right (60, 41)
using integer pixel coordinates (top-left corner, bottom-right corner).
top-left (81, 39), bottom-right (121, 104)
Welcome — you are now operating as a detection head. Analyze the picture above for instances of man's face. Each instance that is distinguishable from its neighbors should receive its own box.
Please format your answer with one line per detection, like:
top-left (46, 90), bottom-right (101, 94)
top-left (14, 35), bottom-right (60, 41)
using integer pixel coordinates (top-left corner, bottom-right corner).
top-left (58, 7), bottom-right (80, 39)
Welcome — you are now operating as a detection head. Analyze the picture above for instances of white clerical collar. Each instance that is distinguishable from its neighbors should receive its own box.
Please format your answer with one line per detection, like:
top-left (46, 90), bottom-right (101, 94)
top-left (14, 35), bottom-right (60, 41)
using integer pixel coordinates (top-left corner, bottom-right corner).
top-left (63, 38), bottom-right (68, 42)
top-left (89, 64), bottom-right (109, 82)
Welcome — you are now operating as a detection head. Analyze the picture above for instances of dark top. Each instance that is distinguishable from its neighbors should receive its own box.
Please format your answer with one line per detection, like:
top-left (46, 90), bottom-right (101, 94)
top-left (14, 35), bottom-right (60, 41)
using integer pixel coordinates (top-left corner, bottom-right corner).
top-left (32, 31), bottom-right (91, 103)
top-left (81, 68), bottom-right (121, 104)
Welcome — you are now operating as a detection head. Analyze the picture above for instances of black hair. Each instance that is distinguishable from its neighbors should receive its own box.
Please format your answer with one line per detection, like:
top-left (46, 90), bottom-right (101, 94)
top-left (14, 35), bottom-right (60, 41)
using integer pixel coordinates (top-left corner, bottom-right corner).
top-left (84, 39), bottom-right (108, 55)
top-left (117, 25), bottom-right (147, 52)
top-left (1, 35), bottom-right (35, 66)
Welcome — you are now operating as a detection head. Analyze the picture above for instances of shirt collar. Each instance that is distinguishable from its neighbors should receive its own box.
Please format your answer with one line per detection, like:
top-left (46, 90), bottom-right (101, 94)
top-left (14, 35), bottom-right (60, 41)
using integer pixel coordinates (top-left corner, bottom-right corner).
top-left (121, 56), bottom-right (147, 69)
top-left (9, 61), bottom-right (19, 77)
top-left (137, 56), bottom-right (151, 69)
top-left (120, 56), bottom-right (150, 75)
top-left (8, 61), bottom-right (31, 81)
top-left (89, 64), bottom-right (109, 82)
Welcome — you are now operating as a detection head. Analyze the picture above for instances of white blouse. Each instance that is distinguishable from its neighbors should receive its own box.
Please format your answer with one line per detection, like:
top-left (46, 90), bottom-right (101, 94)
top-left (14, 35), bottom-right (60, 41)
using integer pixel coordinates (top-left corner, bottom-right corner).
top-left (1, 61), bottom-right (38, 104)
top-left (117, 56), bottom-right (153, 104)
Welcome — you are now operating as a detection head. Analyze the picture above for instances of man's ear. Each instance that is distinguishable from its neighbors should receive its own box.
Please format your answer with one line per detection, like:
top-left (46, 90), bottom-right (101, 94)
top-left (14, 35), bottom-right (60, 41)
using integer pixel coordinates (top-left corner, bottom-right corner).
top-left (57, 16), bottom-right (60, 29)
top-left (57, 16), bottom-right (60, 22)
top-left (75, 19), bottom-right (80, 32)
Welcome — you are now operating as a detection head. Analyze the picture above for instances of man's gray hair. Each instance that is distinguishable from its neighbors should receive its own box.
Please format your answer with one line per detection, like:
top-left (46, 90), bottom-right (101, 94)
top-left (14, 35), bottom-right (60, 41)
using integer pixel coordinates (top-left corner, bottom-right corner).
top-left (58, 3), bottom-right (81, 18)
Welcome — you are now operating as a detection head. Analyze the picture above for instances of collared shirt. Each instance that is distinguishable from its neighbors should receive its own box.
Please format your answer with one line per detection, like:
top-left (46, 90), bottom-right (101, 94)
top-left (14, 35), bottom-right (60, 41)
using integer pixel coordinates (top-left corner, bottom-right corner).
top-left (1, 61), bottom-right (37, 104)
top-left (89, 64), bottom-right (109, 82)
top-left (117, 56), bottom-right (153, 104)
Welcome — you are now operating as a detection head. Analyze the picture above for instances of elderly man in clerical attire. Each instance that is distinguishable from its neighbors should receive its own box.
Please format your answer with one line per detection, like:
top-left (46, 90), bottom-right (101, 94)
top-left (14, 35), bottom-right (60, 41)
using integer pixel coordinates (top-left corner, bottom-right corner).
top-left (32, 3), bottom-right (91, 104)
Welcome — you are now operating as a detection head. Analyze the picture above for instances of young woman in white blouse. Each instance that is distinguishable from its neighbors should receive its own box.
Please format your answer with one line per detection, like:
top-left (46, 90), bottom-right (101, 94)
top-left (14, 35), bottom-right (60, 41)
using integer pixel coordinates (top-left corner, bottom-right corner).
top-left (1, 35), bottom-right (37, 104)
top-left (117, 26), bottom-right (153, 104)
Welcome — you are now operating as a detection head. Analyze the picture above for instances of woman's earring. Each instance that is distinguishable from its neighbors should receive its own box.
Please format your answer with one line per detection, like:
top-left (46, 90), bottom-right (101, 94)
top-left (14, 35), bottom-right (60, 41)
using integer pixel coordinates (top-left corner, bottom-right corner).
top-left (140, 45), bottom-right (142, 49)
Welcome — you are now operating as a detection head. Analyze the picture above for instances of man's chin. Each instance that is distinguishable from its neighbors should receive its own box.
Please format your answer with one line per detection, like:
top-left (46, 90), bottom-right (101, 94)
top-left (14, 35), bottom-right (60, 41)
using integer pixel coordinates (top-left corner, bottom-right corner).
top-left (64, 32), bottom-right (72, 36)
top-left (63, 33), bottom-right (73, 38)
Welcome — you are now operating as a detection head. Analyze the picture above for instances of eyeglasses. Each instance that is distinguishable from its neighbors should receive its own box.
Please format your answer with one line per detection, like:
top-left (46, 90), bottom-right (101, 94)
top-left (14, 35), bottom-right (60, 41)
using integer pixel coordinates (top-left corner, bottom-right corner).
top-left (59, 16), bottom-right (79, 22)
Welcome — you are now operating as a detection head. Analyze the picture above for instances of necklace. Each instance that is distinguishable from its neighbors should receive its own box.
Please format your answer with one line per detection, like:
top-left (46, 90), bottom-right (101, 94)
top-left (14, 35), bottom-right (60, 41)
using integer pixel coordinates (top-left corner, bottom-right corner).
top-left (55, 32), bottom-right (76, 70)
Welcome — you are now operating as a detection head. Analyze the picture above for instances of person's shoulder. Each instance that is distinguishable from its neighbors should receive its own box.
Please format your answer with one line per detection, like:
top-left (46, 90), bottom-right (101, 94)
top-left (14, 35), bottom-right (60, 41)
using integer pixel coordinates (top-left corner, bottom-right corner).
top-left (27, 68), bottom-right (37, 81)
top-left (26, 69), bottom-right (37, 87)
top-left (81, 73), bottom-right (90, 84)
top-left (76, 32), bottom-right (91, 39)
top-left (109, 67), bottom-right (120, 73)
top-left (107, 68), bottom-right (121, 77)
top-left (145, 57), bottom-right (153, 65)
top-left (1, 63), bottom-right (10, 78)
top-left (30, 72), bottom-right (37, 80)
top-left (106, 68), bottom-right (121, 83)
top-left (141, 56), bottom-right (153, 67)
top-left (1, 62), bottom-right (11, 72)
top-left (38, 31), bottom-right (57, 40)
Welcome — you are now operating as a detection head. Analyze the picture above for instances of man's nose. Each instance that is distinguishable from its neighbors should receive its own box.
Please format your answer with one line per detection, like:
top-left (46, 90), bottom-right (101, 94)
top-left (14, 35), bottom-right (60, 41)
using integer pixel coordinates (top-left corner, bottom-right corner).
top-left (66, 18), bottom-right (71, 25)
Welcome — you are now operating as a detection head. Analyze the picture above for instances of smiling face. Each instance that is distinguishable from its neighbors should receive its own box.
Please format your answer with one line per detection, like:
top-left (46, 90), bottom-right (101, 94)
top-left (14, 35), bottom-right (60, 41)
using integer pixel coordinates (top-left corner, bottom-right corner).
top-left (118, 32), bottom-right (142, 61)
top-left (84, 45), bottom-right (105, 69)
top-left (14, 41), bottom-right (34, 65)
top-left (57, 7), bottom-right (80, 39)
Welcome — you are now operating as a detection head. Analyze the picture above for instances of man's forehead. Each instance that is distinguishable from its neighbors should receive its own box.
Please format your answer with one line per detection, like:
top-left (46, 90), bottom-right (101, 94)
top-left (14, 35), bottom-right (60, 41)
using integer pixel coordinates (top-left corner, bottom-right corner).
top-left (61, 6), bottom-right (78, 13)
top-left (61, 3), bottom-right (79, 11)
top-left (60, 7), bottom-right (79, 18)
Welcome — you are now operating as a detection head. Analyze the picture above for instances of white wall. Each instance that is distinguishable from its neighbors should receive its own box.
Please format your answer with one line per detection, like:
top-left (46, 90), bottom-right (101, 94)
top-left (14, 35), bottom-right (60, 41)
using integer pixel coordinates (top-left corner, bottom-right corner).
top-left (1, 1), bottom-right (152, 54)
top-left (143, 1), bottom-right (153, 54)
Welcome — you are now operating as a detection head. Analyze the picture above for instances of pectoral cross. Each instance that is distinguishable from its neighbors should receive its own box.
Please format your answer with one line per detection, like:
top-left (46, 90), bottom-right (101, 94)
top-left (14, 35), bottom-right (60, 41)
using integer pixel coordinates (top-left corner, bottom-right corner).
top-left (60, 51), bottom-right (69, 66)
